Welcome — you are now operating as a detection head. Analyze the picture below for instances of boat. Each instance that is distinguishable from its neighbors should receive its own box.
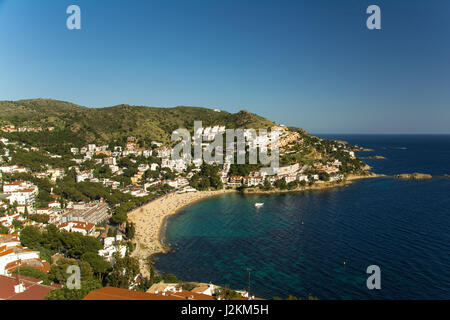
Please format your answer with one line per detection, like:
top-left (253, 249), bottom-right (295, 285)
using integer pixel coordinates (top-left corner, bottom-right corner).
top-left (254, 202), bottom-right (264, 208)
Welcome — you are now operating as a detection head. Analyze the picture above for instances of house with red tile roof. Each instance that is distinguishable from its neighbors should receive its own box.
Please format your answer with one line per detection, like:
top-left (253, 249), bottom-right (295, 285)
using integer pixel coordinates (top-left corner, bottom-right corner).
top-left (57, 221), bottom-right (95, 236)
top-left (0, 244), bottom-right (40, 275)
top-left (4, 258), bottom-right (51, 275)
top-left (0, 274), bottom-right (59, 300)
top-left (83, 286), bottom-right (214, 300)
top-left (0, 235), bottom-right (49, 277)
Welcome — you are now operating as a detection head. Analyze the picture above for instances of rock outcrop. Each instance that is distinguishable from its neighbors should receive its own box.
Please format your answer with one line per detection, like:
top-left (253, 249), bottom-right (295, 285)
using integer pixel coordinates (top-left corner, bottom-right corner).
top-left (394, 173), bottom-right (432, 180)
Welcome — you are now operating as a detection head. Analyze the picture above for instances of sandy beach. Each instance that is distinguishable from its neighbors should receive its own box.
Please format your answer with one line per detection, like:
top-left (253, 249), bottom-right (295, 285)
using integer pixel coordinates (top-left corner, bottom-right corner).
top-left (128, 189), bottom-right (236, 276)
top-left (128, 173), bottom-right (383, 276)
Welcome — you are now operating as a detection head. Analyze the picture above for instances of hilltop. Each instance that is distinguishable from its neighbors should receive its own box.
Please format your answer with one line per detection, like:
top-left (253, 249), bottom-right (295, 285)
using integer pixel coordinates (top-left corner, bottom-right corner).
top-left (0, 99), bottom-right (275, 145)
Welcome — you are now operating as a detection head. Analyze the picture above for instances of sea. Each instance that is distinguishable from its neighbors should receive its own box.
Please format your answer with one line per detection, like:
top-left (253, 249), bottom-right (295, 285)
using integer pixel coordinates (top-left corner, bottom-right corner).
top-left (154, 135), bottom-right (450, 299)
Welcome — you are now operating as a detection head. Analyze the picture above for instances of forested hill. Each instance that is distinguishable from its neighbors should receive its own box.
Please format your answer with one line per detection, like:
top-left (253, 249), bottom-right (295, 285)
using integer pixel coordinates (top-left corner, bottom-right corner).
top-left (0, 98), bottom-right (275, 145)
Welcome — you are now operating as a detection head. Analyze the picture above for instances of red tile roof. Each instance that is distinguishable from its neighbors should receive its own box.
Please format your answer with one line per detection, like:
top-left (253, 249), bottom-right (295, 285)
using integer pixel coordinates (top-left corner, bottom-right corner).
top-left (0, 275), bottom-right (58, 300)
top-left (83, 286), bottom-right (185, 300)
top-left (83, 286), bottom-right (214, 300)
top-left (5, 258), bottom-right (51, 274)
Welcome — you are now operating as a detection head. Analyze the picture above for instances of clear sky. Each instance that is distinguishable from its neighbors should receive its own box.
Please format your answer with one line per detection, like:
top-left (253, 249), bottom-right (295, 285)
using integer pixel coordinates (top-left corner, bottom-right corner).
top-left (0, 0), bottom-right (449, 133)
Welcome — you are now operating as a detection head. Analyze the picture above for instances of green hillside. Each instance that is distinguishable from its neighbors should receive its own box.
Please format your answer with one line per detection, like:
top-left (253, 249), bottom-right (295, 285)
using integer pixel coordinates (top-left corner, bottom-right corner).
top-left (0, 99), bottom-right (275, 145)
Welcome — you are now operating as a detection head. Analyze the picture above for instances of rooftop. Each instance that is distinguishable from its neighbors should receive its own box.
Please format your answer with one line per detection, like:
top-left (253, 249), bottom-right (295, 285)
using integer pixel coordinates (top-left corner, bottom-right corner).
top-left (0, 275), bottom-right (59, 300)
top-left (83, 286), bottom-right (214, 300)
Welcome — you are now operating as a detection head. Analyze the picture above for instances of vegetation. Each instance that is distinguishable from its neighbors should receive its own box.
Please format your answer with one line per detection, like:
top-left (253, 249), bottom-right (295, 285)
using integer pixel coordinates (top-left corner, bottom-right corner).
top-left (217, 286), bottom-right (243, 300)
top-left (0, 224), bottom-right (9, 234)
top-left (0, 99), bottom-right (275, 145)
top-left (110, 194), bottom-right (156, 224)
top-left (162, 273), bottom-right (179, 283)
top-left (189, 164), bottom-right (223, 190)
top-left (28, 214), bottom-right (50, 224)
top-left (81, 252), bottom-right (112, 281)
top-left (45, 279), bottom-right (102, 300)
top-left (47, 258), bottom-right (94, 285)
top-left (20, 225), bottom-right (102, 260)
top-left (12, 266), bottom-right (51, 285)
top-left (0, 99), bottom-right (373, 301)
top-left (105, 254), bottom-right (140, 289)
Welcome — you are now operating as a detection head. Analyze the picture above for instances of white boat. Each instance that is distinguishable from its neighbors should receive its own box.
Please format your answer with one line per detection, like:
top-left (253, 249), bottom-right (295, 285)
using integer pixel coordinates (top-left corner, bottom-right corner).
top-left (254, 202), bottom-right (264, 208)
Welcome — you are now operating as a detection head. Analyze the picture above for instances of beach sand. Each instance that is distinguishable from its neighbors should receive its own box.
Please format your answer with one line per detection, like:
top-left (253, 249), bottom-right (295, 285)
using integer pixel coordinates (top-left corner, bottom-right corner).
top-left (128, 173), bottom-right (383, 277)
top-left (128, 189), bottom-right (236, 277)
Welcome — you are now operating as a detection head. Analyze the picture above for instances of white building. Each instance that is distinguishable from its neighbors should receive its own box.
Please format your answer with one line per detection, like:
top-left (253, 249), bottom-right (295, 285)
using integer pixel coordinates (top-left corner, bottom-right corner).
top-left (276, 163), bottom-right (300, 176)
top-left (76, 170), bottom-right (94, 183)
top-left (137, 164), bottom-right (150, 172)
top-left (2, 181), bottom-right (33, 193)
top-left (156, 147), bottom-right (171, 158)
top-left (3, 182), bottom-right (38, 206)
top-left (0, 235), bottom-right (40, 276)
top-left (243, 176), bottom-right (264, 186)
top-left (98, 236), bottom-right (127, 263)
top-left (57, 221), bottom-right (96, 236)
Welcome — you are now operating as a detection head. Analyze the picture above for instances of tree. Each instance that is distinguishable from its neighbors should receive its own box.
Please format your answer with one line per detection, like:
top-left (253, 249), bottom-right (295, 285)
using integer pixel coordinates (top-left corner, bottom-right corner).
top-left (81, 252), bottom-right (111, 281)
top-left (189, 164), bottom-right (223, 191)
top-left (48, 258), bottom-right (94, 285)
top-left (20, 226), bottom-right (43, 249)
top-left (160, 183), bottom-right (174, 194)
top-left (95, 165), bottom-right (112, 179)
top-left (12, 266), bottom-right (50, 285)
top-left (262, 178), bottom-right (272, 191)
top-left (149, 265), bottom-right (155, 284)
top-left (163, 273), bottom-right (179, 283)
top-left (41, 224), bottom-right (62, 252)
top-left (106, 254), bottom-right (140, 288)
top-left (36, 189), bottom-right (53, 208)
top-left (144, 169), bottom-right (160, 180)
top-left (12, 219), bottom-right (23, 229)
top-left (217, 285), bottom-right (242, 300)
top-left (181, 282), bottom-right (196, 291)
top-left (45, 279), bottom-right (102, 300)
top-left (161, 168), bottom-right (175, 180)
top-left (0, 224), bottom-right (9, 234)
top-left (28, 214), bottom-right (50, 224)
top-left (21, 225), bottom-right (102, 260)
top-left (287, 181), bottom-right (299, 190)
top-left (107, 227), bottom-right (117, 237)
top-left (274, 178), bottom-right (287, 190)
top-left (319, 172), bottom-right (330, 181)
top-left (125, 222), bottom-right (135, 239)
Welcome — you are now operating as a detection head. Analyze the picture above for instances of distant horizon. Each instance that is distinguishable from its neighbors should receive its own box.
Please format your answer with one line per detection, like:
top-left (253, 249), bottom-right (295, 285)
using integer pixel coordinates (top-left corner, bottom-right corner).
top-left (2, 96), bottom-right (449, 135)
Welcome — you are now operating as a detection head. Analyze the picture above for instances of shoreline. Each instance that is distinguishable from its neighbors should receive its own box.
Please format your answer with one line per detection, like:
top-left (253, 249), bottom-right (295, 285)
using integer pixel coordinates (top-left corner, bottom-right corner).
top-left (243, 173), bottom-right (384, 195)
top-left (127, 189), bottom-right (236, 277)
top-left (128, 173), bottom-right (384, 276)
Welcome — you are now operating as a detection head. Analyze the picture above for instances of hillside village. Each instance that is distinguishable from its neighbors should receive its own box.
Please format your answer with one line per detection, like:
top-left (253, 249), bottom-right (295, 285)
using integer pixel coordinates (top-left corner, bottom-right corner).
top-left (0, 104), bottom-right (369, 300)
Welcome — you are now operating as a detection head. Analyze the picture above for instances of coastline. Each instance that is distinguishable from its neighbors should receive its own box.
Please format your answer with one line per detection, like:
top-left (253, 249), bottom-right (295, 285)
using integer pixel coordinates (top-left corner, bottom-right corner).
top-left (127, 173), bottom-right (384, 276)
top-left (243, 172), bottom-right (384, 194)
top-left (127, 189), bottom-right (236, 277)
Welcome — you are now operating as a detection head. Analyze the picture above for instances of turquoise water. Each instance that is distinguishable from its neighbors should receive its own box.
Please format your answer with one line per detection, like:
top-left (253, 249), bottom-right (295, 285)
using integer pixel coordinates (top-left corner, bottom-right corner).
top-left (154, 135), bottom-right (450, 299)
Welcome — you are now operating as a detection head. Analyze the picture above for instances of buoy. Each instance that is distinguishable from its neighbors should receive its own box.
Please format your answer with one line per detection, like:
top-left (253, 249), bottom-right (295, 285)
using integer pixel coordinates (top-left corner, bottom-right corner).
top-left (344, 261), bottom-right (346, 265)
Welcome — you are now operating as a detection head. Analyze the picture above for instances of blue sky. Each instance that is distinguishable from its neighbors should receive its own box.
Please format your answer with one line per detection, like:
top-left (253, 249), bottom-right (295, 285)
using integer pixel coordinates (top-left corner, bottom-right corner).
top-left (0, 0), bottom-right (449, 133)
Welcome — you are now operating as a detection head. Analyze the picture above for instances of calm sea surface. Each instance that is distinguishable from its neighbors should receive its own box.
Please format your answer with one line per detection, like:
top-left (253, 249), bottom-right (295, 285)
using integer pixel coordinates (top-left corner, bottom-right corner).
top-left (154, 135), bottom-right (450, 299)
